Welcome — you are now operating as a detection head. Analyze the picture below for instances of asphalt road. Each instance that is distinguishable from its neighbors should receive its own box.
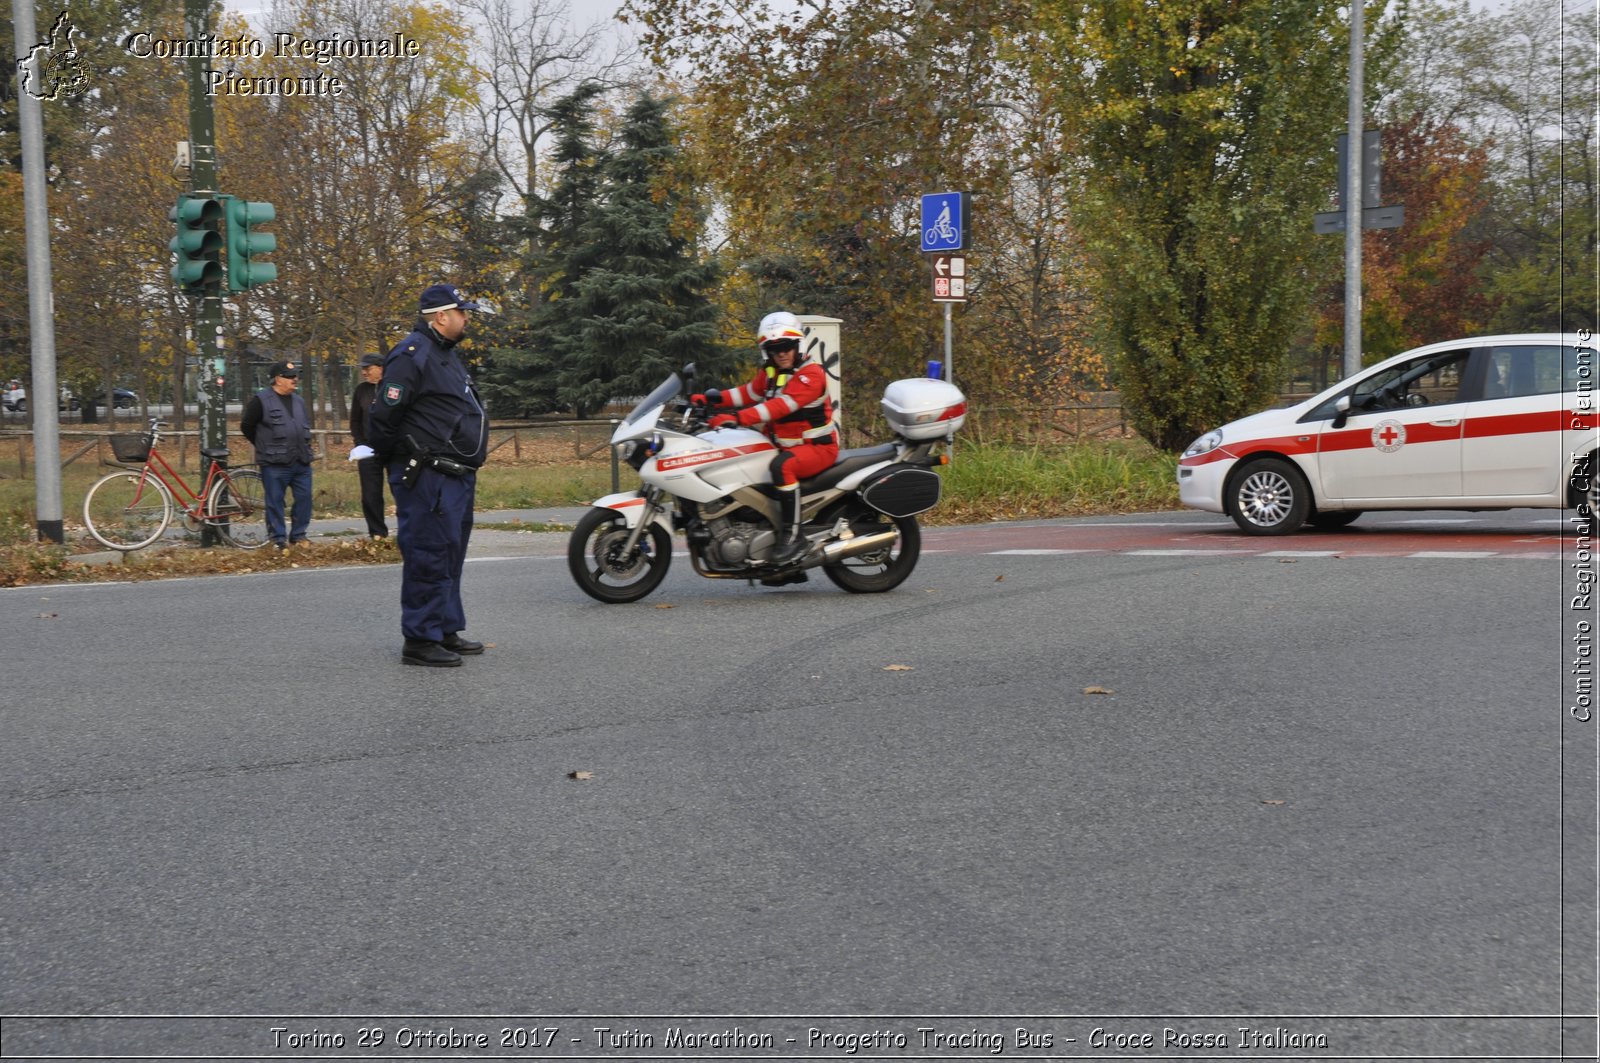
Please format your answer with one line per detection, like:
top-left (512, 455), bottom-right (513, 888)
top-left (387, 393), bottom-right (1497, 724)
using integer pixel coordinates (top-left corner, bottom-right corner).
top-left (1, 511), bottom-right (1595, 1060)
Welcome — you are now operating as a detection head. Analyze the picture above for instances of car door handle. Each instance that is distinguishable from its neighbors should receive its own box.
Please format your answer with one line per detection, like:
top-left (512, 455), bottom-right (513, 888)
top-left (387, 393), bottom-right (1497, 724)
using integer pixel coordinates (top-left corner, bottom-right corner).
top-left (1429, 419), bottom-right (1461, 427)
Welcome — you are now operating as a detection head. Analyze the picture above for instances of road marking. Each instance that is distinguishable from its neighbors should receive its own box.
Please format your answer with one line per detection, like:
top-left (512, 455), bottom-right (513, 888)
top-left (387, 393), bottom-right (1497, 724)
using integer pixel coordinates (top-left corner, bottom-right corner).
top-left (1406, 551), bottom-right (1500, 559)
top-left (992, 548), bottom-right (1095, 555)
top-left (1262, 550), bottom-right (1343, 557)
top-left (1126, 548), bottom-right (1252, 556)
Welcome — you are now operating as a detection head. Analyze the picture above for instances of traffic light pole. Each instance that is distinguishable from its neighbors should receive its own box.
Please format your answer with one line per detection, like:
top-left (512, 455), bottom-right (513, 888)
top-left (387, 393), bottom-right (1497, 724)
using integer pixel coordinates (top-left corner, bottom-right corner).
top-left (184, 0), bottom-right (227, 545)
top-left (11, 0), bottom-right (64, 543)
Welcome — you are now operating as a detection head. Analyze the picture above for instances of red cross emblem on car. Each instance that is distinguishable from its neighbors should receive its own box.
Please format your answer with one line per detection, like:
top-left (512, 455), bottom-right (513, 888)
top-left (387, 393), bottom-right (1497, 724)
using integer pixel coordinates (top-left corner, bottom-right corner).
top-left (1371, 419), bottom-right (1406, 453)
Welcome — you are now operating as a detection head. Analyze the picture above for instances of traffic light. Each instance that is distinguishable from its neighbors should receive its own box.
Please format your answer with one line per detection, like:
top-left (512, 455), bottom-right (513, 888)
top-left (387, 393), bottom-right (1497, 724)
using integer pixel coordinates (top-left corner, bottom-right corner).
top-left (224, 198), bottom-right (277, 292)
top-left (169, 195), bottom-right (222, 294)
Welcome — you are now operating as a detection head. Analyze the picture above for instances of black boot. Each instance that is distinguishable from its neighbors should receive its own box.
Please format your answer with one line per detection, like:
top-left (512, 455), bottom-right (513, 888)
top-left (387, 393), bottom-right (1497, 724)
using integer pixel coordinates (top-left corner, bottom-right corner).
top-left (403, 640), bottom-right (463, 668)
top-left (769, 483), bottom-right (807, 565)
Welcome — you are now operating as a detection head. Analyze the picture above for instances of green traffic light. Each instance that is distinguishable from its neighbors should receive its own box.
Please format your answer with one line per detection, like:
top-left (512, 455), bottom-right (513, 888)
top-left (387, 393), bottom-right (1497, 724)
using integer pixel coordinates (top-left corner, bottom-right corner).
top-left (224, 198), bottom-right (278, 292)
top-left (169, 195), bottom-right (222, 293)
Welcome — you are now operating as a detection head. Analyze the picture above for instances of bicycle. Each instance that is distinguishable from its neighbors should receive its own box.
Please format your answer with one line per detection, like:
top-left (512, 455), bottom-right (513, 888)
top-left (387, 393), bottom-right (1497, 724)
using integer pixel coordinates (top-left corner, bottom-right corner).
top-left (82, 419), bottom-right (270, 551)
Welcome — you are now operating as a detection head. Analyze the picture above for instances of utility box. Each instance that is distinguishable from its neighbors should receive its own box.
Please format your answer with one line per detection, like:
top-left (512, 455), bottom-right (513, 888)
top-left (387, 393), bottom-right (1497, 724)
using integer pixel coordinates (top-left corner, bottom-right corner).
top-left (798, 315), bottom-right (842, 432)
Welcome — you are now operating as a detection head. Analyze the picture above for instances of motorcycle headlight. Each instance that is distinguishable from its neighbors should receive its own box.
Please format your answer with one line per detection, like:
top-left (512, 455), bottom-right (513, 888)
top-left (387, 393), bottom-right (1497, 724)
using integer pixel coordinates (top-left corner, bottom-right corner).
top-left (1182, 430), bottom-right (1223, 459)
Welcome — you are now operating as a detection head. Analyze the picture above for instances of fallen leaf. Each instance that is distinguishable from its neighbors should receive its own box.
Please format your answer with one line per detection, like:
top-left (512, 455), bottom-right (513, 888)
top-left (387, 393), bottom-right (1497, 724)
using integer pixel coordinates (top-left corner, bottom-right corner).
top-left (36, 612), bottom-right (57, 619)
top-left (1278, 559), bottom-right (1297, 564)
top-left (1082, 685), bottom-right (1114, 695)
top-left (884, 664), bottom-right (914, 672)
top-left (568, 771), bottom-right (594, 780)
top-left (1261, 799), bottom-right (1286, 806)
top-left (655, 603), bottom-right (674, 609)
top-left (995, 574), bottom-right (1005, 582)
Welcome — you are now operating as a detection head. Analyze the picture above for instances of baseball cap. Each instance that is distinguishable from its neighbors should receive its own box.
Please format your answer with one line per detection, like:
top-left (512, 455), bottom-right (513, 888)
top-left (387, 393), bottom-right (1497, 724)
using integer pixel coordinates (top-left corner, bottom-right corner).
top-left (358, 353), bottom-right (385, 368)
top-left (269, 360), bottom-right (299, 378)
top-left (419, 283), bottom-right (482, 314)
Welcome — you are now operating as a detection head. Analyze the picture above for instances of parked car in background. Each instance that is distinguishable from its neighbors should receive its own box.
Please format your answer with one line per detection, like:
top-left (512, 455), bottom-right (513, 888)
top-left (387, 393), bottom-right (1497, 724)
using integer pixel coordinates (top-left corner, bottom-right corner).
top-left (1178, 333), bottom-right (1596, 533)
top-left (2, 386), bottom-right (79, 412)
top-left (87, 388), bottom-right (140, 409)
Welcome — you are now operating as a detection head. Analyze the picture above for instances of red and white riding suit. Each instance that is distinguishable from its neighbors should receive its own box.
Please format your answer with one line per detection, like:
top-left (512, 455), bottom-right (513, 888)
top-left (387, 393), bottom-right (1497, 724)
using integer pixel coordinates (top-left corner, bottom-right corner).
top-left (718, 358), bottom-right (838, 484)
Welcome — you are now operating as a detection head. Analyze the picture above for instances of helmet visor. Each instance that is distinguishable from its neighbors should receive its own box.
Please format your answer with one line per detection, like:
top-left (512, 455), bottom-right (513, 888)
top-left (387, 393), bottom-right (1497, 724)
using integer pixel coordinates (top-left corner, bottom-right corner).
top-left (761, 339), bottom-right (800, 354)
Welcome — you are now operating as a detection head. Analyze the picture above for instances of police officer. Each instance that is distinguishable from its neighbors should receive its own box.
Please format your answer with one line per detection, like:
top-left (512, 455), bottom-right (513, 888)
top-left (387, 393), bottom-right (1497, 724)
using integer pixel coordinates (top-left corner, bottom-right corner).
top-left (366, 284), bottom-right (489, 668)
top-left (241, 359), bottom-right (314, 549)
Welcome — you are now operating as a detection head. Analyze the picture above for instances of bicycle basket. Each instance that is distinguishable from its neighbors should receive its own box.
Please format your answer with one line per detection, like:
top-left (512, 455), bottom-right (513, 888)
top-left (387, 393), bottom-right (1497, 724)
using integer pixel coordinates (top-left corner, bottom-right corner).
top-left (109, 433), bottom-right (152, 463)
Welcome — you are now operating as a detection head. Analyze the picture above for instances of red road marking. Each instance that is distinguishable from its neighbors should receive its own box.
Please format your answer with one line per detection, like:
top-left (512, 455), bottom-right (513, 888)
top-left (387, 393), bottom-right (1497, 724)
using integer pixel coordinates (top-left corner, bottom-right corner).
top-left (922, 520), bottom-right (1577, 558)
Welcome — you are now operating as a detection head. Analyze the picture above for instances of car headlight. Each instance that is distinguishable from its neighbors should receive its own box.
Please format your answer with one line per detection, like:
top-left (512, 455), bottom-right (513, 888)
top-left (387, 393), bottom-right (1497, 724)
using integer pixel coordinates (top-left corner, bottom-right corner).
top-left (1182, 430), bottom-right (1223, 459)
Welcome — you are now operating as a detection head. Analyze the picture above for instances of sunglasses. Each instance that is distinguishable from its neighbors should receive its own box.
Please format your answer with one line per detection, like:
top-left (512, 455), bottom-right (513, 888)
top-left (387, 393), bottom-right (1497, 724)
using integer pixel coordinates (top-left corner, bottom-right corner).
top-left (763, 341), bottom-right (800, 353)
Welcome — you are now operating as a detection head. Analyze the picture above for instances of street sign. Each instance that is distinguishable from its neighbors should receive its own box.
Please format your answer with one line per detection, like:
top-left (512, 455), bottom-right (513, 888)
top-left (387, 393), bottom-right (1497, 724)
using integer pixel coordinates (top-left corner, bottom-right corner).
top-left (1313, 204), bottom-right (1406, 234)
top-left (932, 254), bottom-right (967, 302)
top-left (921, 192), bottom-right (964, 252)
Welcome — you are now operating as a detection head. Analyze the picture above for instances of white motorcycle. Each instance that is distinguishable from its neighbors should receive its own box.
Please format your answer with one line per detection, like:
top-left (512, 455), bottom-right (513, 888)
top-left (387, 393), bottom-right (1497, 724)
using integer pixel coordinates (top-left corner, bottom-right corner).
top-left (567, 366), bottom-right (967, 603)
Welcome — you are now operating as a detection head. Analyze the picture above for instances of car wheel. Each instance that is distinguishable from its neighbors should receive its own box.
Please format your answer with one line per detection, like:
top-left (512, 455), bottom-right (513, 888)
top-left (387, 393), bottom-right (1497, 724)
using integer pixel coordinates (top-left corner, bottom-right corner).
top-left (1308, 510), bottom-right (1362, 531)
top-left (14, 398), bottom-right (25, 413)
top-left (1228, 457), bottom-right (1312, 535)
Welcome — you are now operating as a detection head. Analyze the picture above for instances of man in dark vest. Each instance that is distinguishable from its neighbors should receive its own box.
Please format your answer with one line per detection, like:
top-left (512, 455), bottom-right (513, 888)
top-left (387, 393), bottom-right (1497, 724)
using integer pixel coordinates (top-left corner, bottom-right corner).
top-left (241, 359), bottom-right (314, 549)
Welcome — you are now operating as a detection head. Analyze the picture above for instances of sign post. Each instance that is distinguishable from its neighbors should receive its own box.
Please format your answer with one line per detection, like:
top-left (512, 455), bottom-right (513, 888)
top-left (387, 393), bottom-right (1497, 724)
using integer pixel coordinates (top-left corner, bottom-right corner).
top-left (921, 194), bottom-right (966, 383)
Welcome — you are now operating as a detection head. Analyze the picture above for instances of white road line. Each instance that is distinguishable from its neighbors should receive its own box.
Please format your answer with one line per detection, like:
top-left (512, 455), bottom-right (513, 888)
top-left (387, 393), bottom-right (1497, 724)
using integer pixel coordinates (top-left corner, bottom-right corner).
top-left (1406, 551), bottom-right (1500, 559)
top-left (1126, 548), bottom-right (1252, 556)
top-left (991, 548), bottom-right (1096, 555)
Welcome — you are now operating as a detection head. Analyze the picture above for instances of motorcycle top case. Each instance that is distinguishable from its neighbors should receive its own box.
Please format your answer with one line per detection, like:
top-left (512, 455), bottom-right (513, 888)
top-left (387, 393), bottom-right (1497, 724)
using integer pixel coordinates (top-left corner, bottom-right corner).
top-left (860, 463), bottom-right (943, 518)
top-left (880, 378), bottom-right (967, 440)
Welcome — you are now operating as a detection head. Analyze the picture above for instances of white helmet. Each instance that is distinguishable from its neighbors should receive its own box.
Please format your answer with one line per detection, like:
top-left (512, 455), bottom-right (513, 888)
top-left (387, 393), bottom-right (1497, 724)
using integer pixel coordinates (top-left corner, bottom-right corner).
top-left (756, 311), bottom-right (805, 358)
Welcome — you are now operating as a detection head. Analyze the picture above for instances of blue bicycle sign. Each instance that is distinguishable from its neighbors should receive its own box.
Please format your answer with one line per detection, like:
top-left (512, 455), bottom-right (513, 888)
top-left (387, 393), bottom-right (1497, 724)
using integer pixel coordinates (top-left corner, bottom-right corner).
top-left (921, 192), bottom-right (964, 252)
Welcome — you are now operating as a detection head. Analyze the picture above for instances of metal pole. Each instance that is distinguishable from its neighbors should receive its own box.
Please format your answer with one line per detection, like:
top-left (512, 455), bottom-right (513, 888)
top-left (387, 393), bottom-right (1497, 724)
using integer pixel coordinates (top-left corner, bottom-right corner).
top-left (1342, 0), bottom-right (1364, 379)
top-left (943, 302), bottom-right (953, 382)
top-left (12, 0), bottom-right (64, 543)
top-left (185, 0), bottom-right (228, 544)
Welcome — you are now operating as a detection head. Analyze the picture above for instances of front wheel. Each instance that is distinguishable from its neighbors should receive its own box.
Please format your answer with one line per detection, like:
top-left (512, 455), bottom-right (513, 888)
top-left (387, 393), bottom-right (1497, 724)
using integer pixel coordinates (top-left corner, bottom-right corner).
top-left (83, 469), bottom-right (173, 550)
top-left (822, 513), bottom-right (921, 593)
top-left (568, 507), bottom-right (674, 603)
top-left (206, 468), bottom-right (270, 549)
top-left (1228, 458), bottom-right (1312, 535)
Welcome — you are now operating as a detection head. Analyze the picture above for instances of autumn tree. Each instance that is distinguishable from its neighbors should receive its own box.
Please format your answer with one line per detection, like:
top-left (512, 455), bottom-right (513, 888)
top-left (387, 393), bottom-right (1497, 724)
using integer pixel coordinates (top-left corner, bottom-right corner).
top-left (1037, 0), bottom-right (1370, 451)
top-left (623, 0), bottom-right (1087, 422)
top-left (216, 0), bottom-right (485, 423)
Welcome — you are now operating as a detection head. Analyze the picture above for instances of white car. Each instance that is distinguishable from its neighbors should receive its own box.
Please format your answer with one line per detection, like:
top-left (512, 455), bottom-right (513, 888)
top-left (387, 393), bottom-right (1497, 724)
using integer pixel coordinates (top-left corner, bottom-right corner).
top-left (1178, 333), bottom-right (1597, 534)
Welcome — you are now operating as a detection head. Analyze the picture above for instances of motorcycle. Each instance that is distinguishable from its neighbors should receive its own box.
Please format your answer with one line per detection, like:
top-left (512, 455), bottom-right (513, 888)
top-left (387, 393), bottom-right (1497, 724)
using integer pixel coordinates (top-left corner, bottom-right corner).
top-left (567, 365), bottom-right (967, 603)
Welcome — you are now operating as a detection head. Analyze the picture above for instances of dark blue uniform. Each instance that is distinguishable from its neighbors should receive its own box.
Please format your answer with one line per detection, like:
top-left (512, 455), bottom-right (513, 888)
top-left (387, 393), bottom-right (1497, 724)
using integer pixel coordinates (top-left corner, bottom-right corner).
top-left (366, 322), bottom-right (488, 645)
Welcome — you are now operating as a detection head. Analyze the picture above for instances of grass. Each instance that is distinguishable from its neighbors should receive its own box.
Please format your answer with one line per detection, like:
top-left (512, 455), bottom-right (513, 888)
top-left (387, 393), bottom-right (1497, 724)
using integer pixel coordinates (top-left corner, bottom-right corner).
top-left (0, 438), bottom-right (1180, 585)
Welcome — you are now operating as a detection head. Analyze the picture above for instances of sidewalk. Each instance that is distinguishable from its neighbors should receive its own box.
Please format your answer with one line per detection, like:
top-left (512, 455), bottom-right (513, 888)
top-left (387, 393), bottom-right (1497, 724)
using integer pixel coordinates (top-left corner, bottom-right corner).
top-left (74, 506), bottom-right (590, 567)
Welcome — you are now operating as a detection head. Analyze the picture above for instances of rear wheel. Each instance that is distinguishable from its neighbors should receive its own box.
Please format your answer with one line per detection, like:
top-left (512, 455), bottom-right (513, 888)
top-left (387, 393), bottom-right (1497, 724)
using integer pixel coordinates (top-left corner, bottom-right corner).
top-left (1228, 458), bottom-right (1312, 535)
top-left (83, 470), bottom-right (173, 550)
top-left (822, 512), bottom-right (921, 593)
top-left (568, 507), bottom-right (673, 603)
top-left (206, 468), bottom-right (270, 549)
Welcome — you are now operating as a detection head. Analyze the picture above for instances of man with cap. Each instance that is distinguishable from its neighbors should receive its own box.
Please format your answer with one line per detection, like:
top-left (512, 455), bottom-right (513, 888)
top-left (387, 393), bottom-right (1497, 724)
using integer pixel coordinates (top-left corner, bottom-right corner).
top-left (348, 352), bottom-right (389, 538)
top-left (241, 359), bottom-right (314, 549)
top-left (366, 284), bottom-right (490, 668)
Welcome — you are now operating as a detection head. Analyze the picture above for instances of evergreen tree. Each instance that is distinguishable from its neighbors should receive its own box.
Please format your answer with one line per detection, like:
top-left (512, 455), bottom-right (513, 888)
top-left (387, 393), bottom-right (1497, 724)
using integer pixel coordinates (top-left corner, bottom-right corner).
top-left (478, 82), bottom-right (608, 416)
top-left (559, 92), bottom-right (728, 416)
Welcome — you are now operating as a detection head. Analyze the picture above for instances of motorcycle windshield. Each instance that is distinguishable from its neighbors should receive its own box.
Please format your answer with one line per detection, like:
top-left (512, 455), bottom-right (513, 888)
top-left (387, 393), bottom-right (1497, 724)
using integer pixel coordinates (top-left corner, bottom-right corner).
top-left (620, 373), bottom-right (682, 428)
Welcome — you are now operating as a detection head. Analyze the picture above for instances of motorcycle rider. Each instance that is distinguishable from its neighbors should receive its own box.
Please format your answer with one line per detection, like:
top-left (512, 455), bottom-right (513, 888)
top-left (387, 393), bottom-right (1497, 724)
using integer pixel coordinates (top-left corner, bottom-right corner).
top-left (695, 311), bottom-right (838, 565)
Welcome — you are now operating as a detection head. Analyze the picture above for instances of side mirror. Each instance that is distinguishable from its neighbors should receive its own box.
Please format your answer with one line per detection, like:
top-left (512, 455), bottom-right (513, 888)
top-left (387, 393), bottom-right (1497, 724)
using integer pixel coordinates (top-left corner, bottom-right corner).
top-left (1331, 394), bottom-right (1352, 430)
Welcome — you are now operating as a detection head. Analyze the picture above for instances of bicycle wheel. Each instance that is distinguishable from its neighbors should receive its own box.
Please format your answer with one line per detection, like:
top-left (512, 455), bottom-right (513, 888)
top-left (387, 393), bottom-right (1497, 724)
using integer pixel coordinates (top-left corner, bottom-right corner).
top-left (83, 469), bottom-right (173, 550)
top-left (206, 468), bottom-right (270, 549)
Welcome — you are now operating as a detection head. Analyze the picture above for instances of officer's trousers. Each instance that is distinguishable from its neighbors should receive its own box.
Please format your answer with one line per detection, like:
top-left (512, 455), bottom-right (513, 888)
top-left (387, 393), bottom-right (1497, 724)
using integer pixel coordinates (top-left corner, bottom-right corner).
top-left (389, 465), bottom-right (475, 643)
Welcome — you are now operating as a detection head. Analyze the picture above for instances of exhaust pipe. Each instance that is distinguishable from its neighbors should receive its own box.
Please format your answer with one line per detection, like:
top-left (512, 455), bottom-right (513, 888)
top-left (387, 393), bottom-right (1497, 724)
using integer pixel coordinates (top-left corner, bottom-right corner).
top-left (815, 528), bottom-right (899, 565)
